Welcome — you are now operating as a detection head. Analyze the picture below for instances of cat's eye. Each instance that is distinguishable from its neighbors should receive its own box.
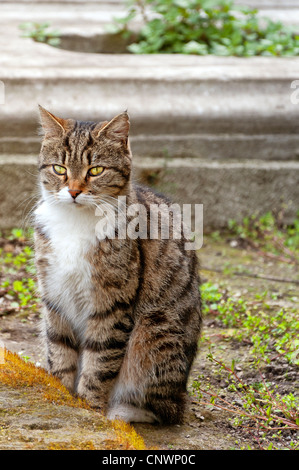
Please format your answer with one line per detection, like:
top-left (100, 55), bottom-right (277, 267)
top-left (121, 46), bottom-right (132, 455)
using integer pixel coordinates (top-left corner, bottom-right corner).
top-left (88, 166), bottom-right (104, 177)
top-left (53, 164), bottom-right (67, 175)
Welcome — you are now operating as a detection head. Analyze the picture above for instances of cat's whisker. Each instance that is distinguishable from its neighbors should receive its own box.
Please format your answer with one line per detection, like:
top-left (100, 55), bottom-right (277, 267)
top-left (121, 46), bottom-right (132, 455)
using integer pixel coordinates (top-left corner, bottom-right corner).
top-left (93, 200), bottom-right (118, 236)
top-left (102, 194), bottom-right (129, 212)
top-left (20, 196), bottom-right (45, 231)
top-left (100, 197), bottom-right (136, 253)
top-left (25, 168), bottom-right (39, 178)
top-left (18, 195), bottom-right (39, 228)
top-left (92, 201), bottom-right (129, 257)
top-left (19, 191), bottom-right (39, 208)
top-left (22, 204), bottom-right (39, 229)
top-left (94, 196), bottom-right (128, 222)
top-left (43, 195), bottom-right (60, 207)
top-left (99, 194), bottom-right (128, 207)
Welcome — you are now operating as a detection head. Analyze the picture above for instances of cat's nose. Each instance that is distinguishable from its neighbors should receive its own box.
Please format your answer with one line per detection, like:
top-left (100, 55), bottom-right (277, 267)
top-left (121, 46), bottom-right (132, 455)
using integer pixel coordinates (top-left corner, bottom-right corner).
top-left (68, 189), bottom-right (82, 199)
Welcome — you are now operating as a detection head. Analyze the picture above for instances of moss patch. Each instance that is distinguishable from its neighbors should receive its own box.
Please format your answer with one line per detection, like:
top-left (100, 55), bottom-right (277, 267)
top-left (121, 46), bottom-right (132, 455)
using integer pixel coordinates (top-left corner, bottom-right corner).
top-left (0, 348), bottom-right (148, 450)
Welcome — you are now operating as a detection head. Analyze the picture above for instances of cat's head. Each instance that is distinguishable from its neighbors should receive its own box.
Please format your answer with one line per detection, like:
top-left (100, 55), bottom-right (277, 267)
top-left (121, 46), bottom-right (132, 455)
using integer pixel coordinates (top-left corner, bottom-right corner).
top-left (38, 106), bottom-right (132, 209)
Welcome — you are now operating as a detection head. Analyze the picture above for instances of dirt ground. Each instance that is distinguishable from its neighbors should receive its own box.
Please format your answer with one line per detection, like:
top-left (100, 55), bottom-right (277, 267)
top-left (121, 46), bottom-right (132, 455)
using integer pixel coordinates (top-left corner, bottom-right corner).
top-left (0, 233), bottom-right (298, 450)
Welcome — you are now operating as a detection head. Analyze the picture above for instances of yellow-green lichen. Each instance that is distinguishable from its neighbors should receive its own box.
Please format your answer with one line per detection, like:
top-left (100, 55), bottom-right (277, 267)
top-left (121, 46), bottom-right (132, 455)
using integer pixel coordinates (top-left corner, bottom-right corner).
top-left (0, 348), bottom-right (149, 450)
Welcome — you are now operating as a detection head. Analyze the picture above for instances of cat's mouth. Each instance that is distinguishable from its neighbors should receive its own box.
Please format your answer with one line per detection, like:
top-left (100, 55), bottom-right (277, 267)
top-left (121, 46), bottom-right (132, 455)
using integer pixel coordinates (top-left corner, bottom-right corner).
top-left (55, 187), bottom-right (93, 208)
top-left (71, 200), bottom-right (85, 208)
top-left (67, 197), bottom-right (91, 209)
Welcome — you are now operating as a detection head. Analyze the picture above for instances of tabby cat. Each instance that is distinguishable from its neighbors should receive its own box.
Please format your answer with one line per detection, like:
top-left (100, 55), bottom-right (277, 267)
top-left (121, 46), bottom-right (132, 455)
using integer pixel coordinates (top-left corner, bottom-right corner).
top-left (34, 106), bottom-right (202, 424)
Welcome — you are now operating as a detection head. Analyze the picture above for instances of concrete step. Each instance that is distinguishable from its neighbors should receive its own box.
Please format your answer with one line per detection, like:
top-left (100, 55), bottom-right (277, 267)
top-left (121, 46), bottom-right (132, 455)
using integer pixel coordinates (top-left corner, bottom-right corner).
top-left (1, 154), bottom-right (299, 230)
top-left (1, 1), bottom-right (299, 228)
top-left (235, 0), bottom-right (299, 8)
top-left (1, 54), bottom-right (299, 160)
top-left (2, 0), bottom-right (299, 27)
top-left (2, 133), bottom-right (299, 162)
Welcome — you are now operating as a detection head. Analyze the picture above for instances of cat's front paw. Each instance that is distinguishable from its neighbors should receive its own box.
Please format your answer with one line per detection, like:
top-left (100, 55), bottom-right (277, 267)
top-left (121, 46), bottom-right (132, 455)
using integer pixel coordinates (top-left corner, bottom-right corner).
top-left (76, 383), bottom-right (106, 410)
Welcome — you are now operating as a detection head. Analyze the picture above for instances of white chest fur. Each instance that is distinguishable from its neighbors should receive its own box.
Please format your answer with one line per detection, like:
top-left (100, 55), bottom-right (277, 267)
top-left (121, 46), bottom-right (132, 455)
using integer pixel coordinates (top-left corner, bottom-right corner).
top-left (35, 200), bottom-right (99, 337)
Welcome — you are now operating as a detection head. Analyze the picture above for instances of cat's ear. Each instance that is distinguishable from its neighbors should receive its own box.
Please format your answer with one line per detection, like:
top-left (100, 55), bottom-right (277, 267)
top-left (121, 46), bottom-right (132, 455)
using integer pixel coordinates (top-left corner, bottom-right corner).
top-left (38, 105), bottom-right (72, 138)
top-left (94, 112), bottom-right (130, 144)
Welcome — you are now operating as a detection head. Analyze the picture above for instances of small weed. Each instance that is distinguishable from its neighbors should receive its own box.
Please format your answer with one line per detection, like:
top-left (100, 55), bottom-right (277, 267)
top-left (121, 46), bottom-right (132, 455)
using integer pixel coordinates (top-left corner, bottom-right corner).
top-left (192, 352), bottom-right (299, 450)
top-left (200, 282), bottom-right (223, 314)
top-left (201, 281), bottom-right (299, 366)
top-left (0, 229), bottom-right (39, 315)
top-left (227, 211), bottom-right (299, 264)
top-left (19, 22), bottom-right (60, 47)
top-left (20, 354), bottom-right (31, 363)
top-left (0, 276), bottom-right (40, 314)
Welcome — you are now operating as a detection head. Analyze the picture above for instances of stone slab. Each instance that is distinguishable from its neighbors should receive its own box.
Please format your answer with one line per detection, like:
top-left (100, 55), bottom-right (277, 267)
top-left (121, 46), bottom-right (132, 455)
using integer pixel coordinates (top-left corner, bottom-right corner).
top-left (1, 53), bottom-right (299, 159)
top-left (2, 133), bottom-right (299, 162)
top-left (135, 157), bottom-right (299, 229)
top-left (1, 154), bottom-right (298, 229)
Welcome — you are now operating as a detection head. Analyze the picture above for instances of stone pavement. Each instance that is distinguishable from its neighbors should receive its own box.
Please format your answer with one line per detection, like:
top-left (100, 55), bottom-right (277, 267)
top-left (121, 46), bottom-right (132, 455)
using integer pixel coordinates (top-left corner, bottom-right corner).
top-left (0, 0), bottom-right (299, 228)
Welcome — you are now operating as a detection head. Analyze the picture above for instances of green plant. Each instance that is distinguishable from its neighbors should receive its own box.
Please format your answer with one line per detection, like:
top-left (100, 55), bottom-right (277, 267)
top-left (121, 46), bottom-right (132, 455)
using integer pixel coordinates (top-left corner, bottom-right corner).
top-left (9, 228), bottom-right (26, 241)
top-left (1, 276), bottom-right (39, 312)
top-left (200, 281), bottom-right (223, 314)
top-left (0, 229), bottom-right (39, 315)
top-left (19, 22), bottom-right (60, 47)
top-left (192, 353), bottom-right (299, 450)
top-left (227, 211), bottom-right (299, 263)
top-left (201, 282), bottom-right (299, 366)
top-left (0, 246), bottom-right (35, 273)
top-left (12, 278), bottom-right (37, 307)
top-left (113, 0), bottom-right (299, 57)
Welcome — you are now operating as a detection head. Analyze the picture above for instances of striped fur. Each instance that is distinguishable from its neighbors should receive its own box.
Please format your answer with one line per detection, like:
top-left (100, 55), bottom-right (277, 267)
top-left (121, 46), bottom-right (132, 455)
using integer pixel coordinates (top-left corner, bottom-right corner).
top-left (34, 107), bottom-right (202, 424)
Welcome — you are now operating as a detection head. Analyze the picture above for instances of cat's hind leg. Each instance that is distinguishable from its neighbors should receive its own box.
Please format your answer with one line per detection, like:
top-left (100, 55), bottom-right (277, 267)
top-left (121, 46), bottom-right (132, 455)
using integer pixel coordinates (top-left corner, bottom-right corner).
top-left (107, 315), bottom-right (196, 424)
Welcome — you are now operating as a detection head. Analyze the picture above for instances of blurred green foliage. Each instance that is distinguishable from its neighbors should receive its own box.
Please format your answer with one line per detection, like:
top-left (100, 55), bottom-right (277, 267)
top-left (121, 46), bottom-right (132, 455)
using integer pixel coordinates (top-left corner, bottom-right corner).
top-left (113, 0), bottom-right (299, 56)
top-left (19, 22), bottom-right (61, 47)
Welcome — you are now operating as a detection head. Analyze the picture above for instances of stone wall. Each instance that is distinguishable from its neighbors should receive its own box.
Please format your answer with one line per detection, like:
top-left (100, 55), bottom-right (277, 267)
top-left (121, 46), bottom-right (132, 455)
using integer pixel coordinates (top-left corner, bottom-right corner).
top-left (0, 1), bottom-right (298, 229)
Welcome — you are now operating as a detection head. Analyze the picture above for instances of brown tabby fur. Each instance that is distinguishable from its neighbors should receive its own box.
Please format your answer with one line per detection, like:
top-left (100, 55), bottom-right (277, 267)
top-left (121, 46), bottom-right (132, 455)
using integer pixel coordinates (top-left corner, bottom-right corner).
top-left (34, 106), bottom-right (202, 424)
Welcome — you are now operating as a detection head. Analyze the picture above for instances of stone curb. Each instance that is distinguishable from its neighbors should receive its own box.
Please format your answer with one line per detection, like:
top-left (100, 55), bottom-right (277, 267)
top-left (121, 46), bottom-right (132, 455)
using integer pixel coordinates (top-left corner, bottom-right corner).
top-left (1, 155), bottom-right (298, 229)
top-left (1, 55), bottom-right (299, 159)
